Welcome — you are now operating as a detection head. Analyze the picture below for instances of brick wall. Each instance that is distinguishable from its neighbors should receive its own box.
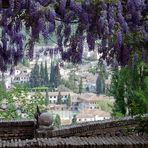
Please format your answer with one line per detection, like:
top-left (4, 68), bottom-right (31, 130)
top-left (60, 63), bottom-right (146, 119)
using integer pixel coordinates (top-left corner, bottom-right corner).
top-left (36, 117), bottom-right (138, 138)
top-left (0, 117), bottom-right (146, 141)
top-left (0, 120), bottom-right (35, 140)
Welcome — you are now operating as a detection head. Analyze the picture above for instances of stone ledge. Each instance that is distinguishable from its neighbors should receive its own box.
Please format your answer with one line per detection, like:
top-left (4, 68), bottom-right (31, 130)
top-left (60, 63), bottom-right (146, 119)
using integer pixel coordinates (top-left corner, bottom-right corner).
top-left (0, 135), bottom-right (147, 148)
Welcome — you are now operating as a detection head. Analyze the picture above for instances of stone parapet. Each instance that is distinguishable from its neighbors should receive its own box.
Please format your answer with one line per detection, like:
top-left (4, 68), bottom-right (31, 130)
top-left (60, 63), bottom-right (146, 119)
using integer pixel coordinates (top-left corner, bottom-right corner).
top-left (37, 117), bottom-right (138, 138)
top-left (0, 116), bottom-right (147, 141)
top-left (0, 135), bottom-right (148, 147)
top-left (0, 120), bottom-right (35, 140)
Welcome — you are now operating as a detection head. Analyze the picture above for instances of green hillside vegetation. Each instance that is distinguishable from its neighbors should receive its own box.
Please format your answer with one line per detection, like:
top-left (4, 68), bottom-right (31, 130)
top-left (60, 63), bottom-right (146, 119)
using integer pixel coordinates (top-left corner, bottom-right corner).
top-left (97, 100), bottom-right (114, 113)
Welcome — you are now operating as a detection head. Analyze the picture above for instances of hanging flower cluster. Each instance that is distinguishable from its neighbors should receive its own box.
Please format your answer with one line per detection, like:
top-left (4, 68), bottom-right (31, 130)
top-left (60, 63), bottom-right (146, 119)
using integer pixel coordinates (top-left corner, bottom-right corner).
top-left (0, 0), bottom-right (147, 71)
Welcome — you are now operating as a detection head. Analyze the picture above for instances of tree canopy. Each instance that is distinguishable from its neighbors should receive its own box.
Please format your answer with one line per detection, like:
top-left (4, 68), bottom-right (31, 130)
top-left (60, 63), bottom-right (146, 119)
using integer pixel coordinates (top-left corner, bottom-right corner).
top-left (0, 0), bottom-right (147, 72)
top-left (30, 61), bottom-right (49, 87)
top-left (110, 60), bottom-right (148, 117)
top-left (0, 84), bottom-right (47, 119)
top-left (50, 62), bottom-right (61, 88)
top-left (54, 114), bottom-right (61, 126)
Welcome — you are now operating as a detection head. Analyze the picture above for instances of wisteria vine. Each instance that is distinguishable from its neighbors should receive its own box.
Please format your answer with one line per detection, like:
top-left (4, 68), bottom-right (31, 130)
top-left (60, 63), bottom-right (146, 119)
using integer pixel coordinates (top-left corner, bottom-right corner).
top-left (0, 0), bottom-right (148, 71)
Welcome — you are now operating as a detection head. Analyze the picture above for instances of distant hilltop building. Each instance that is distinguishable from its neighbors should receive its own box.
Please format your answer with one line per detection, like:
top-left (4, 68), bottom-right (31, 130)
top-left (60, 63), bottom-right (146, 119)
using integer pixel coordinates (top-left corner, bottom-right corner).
top-left (0, 65), bottom-right (32, 89)
top-left (12, 65), bottom-right (31, 84)
top-left (13, 73), bottom-right (30, 84)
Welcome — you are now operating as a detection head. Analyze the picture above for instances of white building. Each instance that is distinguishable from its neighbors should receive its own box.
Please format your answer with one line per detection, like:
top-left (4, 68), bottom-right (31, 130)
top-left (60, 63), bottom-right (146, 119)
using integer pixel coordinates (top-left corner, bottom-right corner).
top-left (28, 91), bottom-right (78, 104)
top-left (13, 73), bottom-right (30, 84)
top-left (47, 92), bottom-right (77, 104)
top-left (12, 65), bottom-right (31, 84)
top-left (14, 66), bottom-right (31, 76)
top-left (76, 109), bottom-right (110, 123)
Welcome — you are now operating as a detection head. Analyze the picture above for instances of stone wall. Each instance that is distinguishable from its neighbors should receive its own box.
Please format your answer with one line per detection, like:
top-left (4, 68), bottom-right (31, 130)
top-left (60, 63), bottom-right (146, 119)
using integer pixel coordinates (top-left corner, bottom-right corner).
top-left (36, 117), bottom-right (137, 138)
top-left (0, 135), bottom-right (148, 147)
top-left (0, 116), bottom-right (146, 141)
top-left (0, 120), bottom-right (35, 140)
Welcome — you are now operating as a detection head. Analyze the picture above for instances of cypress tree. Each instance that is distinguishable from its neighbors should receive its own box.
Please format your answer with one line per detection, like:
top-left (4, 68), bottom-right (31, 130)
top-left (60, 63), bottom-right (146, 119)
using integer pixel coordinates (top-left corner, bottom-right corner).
top-left (21, 58), bottom-right (30, 67)
top-left (50, 62), bottom-right (55, 86)
top-left (78, 77), bottom-right (83, 94)
top-left (36, 63), bottom-right (40, 87)
top-left (98, 63), bottom-right (107, 94)
top-left (54, 114), bottom-right (61, 126)
top-left (45, 89), bottom-right (49, 106)
top-left (30, 62), bottom-right (40, 88)
top-left (40, 62), bottom-right (45, 86)
top-left (54, 64), bottom-right (61, 88)
top-left (57, 91), bottom-right (62, 104)
top-left (49, 62), bottom-right (61, 88)
top-left (44, 61), bottom-right (49, 86)
top-left (96, 75), bottom-right (102, 95)
top-left (0, 73), bottom-right (6, 90)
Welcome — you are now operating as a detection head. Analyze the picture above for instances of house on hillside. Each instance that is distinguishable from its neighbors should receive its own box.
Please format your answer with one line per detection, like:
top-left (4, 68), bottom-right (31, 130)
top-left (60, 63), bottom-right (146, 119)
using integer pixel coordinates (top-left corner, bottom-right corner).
top-left (13, 73), bottom-right (30, 84)
top-left (77, 93), bottom-right (100, 111)
top-left (71, 98), bottom-right (81, 111)
top-left (76, 109), bottom-right (110, 123)
top-left (48, 104), bottom-right (67, 111)
top-left (47, 92), bottom-right (77, 104)
top-left (14, 66), bottom-right (31, 76)
top-left (28, 91), bottom-right (78, 105)
top-left (77, 93), bottom-right (114, 111)
top-left (82, 74), bottom-right (97, 93)
top-left (12, 66), bottom-right (31, 84)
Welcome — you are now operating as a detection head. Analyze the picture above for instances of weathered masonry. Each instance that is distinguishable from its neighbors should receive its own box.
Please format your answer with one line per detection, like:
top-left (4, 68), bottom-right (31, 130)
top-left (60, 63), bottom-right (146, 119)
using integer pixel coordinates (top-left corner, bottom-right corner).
top-left (36, 117), bottom-right (138, 138)
top-left (0, 136), bottom-right (148, 147)
top-left (0, 120), bottom-right (34, 140)
top-left (0, 117), bottom-right (147, 147)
